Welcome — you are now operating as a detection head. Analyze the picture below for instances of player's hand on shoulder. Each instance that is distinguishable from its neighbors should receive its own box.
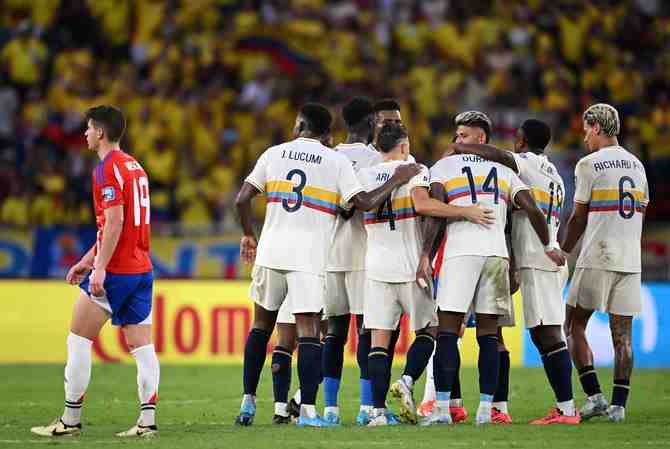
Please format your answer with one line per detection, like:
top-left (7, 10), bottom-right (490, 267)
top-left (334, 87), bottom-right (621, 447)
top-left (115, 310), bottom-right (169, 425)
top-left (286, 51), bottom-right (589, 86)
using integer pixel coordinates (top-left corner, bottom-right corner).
top-left (66, 261), bottom-right (91, 285)
top-left (89, 268), bottom-right (106, 297)
top-left (240, 235), bottom-right (257, 265)
top-left (545, 248), bottom-right (566, 267)
top-left (463, 204), bottom-right (495, 227)
top-left (391, 163), bottom-right (421, 183)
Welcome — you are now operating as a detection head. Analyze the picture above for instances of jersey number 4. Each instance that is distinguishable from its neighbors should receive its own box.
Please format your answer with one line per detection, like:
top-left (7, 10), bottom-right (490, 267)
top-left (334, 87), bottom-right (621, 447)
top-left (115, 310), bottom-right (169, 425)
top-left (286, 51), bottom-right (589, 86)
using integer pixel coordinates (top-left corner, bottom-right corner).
top-left (133, 176), bottom-right (150, 226)
top-left (376, 197), bottom-right (396, 230)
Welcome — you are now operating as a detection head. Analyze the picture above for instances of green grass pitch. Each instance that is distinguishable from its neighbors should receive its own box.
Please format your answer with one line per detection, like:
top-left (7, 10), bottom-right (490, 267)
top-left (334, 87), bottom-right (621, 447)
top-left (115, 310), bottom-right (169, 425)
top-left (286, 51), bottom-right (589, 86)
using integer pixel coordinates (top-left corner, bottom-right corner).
top-left (1, 364), bottom-right (668, 448)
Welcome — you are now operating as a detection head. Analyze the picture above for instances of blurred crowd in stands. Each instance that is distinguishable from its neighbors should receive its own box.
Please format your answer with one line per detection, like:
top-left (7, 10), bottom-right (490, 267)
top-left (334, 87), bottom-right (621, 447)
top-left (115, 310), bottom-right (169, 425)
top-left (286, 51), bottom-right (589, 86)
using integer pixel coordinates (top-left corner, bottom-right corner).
top-left (1, 0), bottom-right (669, 232)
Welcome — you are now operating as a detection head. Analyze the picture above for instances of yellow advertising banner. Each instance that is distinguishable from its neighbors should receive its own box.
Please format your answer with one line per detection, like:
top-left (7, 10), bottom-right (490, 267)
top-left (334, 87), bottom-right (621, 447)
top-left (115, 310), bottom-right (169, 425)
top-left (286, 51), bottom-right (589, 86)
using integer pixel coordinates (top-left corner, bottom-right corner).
top-left (0, 281), bottom-right (523, 366)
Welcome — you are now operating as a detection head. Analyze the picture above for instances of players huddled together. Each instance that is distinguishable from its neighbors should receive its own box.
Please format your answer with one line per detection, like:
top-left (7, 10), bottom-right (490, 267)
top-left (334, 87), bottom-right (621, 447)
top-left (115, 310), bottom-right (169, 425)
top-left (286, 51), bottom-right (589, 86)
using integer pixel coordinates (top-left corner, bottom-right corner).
top-left (29, 98), bottom-right (648, 438)
top-left (234, 98), bottom-right (648, 428)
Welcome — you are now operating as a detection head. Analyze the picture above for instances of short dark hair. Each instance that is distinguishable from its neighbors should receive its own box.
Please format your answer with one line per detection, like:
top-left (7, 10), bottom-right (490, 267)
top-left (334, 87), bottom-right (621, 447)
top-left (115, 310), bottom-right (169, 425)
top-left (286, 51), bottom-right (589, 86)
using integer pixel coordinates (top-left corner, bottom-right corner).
top-left (520, 119), bottom-right (551, 152)
top-left (85, 105), bottom-right (126, 142)
top-left (373, 98), bottom-right (401, 113)
top-left (299, 103), bottom-right (332, 136)
top-left (454, 110), bottom-right (492, 143)
top-left (377, 123), bottom-right (408, 153)
top-left (342, 97), bottom-right (374, 128)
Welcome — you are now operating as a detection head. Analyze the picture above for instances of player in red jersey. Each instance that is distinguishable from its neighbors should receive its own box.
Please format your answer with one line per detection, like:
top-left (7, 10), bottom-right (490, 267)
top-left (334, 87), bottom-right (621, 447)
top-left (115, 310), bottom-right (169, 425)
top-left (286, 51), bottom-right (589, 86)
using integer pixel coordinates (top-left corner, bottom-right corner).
top-left (31, 106), bottom-right (159, 438)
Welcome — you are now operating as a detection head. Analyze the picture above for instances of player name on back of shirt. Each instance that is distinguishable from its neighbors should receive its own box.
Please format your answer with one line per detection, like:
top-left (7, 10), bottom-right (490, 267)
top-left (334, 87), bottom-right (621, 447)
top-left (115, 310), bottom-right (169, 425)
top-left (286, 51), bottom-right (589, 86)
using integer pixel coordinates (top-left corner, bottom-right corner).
top-left (592, 159), bottom-right (642, 172)
top-left (281, 149), bottom-right (322, 165)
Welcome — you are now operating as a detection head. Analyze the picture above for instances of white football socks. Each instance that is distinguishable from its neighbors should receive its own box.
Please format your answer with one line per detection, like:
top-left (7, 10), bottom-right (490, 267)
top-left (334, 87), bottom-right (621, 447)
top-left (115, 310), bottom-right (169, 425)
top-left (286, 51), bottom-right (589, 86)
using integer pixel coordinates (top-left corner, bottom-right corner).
top-left (557, 400), bottom-right (576, 416)
top-left (62, 333), bottom-right (92, 426)
top-left (422, 354), bottom-right (436, 403)
top-left (132, 344), bottom-right (160, 426)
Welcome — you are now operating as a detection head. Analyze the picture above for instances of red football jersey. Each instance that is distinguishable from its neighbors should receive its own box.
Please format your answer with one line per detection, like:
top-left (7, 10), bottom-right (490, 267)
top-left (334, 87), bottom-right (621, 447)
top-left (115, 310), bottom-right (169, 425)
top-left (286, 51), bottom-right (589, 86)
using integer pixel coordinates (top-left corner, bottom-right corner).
top-left (91, 149), bottom-right (152, 274)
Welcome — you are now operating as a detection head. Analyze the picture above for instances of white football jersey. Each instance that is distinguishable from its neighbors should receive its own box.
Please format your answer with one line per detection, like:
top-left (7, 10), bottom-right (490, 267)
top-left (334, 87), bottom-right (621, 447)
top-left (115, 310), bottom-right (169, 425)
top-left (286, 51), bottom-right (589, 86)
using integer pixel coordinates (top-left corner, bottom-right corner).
top-left (245, 137), bottom-right (365, 274)
top-left (361, 161), bottom-right (430, 283)
top-left (326, 143), bottom-right (383, 272)
top-left (511, 152), bottom-right (565, 271)
top-left (573, 145), bottom-right (649, 273)
top-left (430, 155), bottom-right (529, 259)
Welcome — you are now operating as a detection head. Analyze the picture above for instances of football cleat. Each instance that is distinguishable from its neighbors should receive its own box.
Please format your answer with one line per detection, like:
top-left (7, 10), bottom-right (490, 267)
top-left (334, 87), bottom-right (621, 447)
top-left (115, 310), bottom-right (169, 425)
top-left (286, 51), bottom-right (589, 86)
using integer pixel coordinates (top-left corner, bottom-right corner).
top-left (529, 407), bottom-right (580, 425)
top-left (606, 405), bottom-right (625, 422)
top-left (580, 395), bottom-right (609, 421)
top-left (450, 406), bottom-right (469, 423)
top-left (419, 407), bottom-right (452, 426)
top-left (417, 399), bottom-right (435, 417)
top-left (288, 398), bottom-right (301, 421)
top-left (296, 415), bottom-right (338, 428)
top-left (116, 423), bottom-right (158, 438)
top-left (272, 414), bottom-right (291, 425)
top-left (491, 407), bottom-right (513, 424)
top-left (356, 409), bottom-right (372, 426)
top-left (30, 418), bottom-right (81, 437)
top-left (389, 378), bottom-right (417, 424)
top-left (323, 412), bottom-right (341, 425)
top-left (367, 410), bottom-right (400, 427)
top-left (234, 397), bottom-right (256, 426)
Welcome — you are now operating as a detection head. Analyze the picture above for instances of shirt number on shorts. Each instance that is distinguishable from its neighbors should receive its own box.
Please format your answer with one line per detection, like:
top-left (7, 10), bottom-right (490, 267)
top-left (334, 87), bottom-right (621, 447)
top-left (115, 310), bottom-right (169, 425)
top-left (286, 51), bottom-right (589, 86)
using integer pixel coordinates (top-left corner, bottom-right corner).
top-left (376, 197), bottom-right (396, 230)
top-left (133, 176), bottom-right (150, 226)
top-left (462, 166), bottom-right (499, 204)
top-left (282, 169), bottom-right (306, 213)
top-left (618, 176), bottom-right (636, 219)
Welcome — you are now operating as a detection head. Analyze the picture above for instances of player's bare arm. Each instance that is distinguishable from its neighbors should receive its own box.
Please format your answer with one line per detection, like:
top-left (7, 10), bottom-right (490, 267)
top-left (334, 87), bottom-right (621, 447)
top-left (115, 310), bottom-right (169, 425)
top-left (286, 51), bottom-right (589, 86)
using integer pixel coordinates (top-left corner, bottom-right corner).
top-left (235, 182), bottom-right (261, 264)
top-left (66, 245), bottom-right (95, 285)
top-left (514, 189), bottom-right (565, 266)
top-left (447, 143), bottom-right (518, 173)
top-left (415, 182), bottom-right (445, 289)
top-left (349, 163), bottom-right (421, 211)
top-left (560, 202), bottom-right (589, 256)
top-left (411, 186), bottom-right (494, 225)
top-left (90, 205), bottom-right (124, 296)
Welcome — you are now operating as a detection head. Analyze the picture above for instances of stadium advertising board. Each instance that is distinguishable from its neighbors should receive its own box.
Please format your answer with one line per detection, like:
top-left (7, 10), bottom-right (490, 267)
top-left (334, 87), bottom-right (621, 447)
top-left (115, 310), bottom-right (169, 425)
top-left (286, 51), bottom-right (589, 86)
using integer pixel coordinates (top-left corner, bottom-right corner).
top-left (0, 227), bottom-right (244, 279)
top-left (0, 280), bottom-right (522, 365)
top-left (3, 280), bottom-right (667, 367)
top-left (523, 283), bottom-right (670, 368)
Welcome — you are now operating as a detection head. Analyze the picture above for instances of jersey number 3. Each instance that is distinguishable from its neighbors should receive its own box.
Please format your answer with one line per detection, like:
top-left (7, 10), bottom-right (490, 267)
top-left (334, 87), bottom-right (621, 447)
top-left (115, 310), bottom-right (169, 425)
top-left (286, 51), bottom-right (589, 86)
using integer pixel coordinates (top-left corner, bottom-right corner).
top-left (282, 169), bottom-right (307, 213)
top-left (133, 176), bottom-right (150, 226)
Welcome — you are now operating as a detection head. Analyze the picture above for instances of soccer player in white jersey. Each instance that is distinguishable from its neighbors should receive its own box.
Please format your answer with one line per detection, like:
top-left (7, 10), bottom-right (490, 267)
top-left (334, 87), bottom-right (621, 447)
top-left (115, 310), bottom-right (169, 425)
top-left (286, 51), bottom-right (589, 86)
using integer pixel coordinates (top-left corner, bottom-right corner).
top-left (321, 97), bottom-right (383, 425)
top-left (234, 103), bottom-right (421, 427)
top-left (562, 103), bottom-right (649, 423)
top-left (372, 98), bottom-right (416, 164)
top-left (361, 124), bottom-right (494, 427)
top-left (419, 111), bottom-right (553, 426)
top-left (449, 118), bottom-right (580, 424)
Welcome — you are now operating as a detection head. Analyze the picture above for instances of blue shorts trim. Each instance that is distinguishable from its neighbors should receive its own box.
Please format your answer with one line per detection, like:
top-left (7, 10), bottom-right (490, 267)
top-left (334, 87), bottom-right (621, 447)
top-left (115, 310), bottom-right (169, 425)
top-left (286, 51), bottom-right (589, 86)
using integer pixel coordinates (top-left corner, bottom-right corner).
top-left (80, 271), bottom-right (153, 326)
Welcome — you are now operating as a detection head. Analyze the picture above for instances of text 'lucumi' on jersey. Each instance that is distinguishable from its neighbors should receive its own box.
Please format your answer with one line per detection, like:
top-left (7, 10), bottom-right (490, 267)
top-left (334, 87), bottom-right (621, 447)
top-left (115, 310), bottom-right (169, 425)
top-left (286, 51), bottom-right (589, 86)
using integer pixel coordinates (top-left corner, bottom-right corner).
top-left (326, 143), bottom-right (383, 272)
top-left (360, 161), bottom-right (430, 283)
top-left (430, 155), bottom-right (529, 259)
top-left (511, 152), bottom-right (565, 271)
top-left (245, 137), bottom-right (365, 274)
top-left (573, 145), bottom-right (649, 273)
